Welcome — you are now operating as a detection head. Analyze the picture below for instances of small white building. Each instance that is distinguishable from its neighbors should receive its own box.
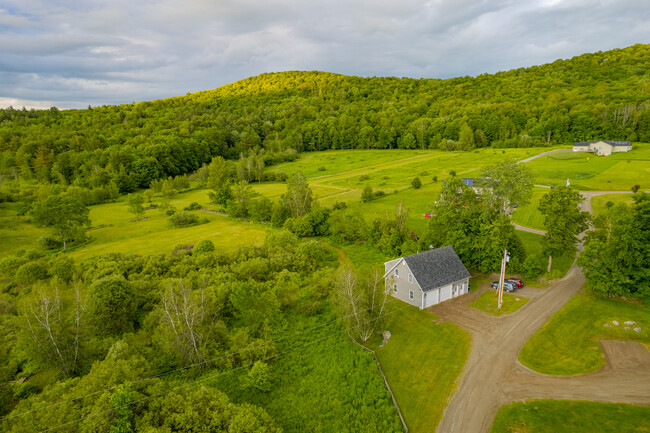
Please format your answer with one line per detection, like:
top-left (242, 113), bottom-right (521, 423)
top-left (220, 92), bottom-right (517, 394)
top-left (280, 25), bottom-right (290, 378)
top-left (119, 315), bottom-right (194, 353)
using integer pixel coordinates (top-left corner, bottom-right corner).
top-left (384, 246), bottom-right (470, 309)
top-left (572, 140), bottom-right (632, 156)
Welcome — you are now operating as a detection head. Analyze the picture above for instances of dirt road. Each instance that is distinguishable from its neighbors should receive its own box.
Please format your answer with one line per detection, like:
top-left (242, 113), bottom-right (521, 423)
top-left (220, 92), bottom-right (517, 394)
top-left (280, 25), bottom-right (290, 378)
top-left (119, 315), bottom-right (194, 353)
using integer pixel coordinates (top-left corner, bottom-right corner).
top-left (432, 264), bottom-right (650, 433)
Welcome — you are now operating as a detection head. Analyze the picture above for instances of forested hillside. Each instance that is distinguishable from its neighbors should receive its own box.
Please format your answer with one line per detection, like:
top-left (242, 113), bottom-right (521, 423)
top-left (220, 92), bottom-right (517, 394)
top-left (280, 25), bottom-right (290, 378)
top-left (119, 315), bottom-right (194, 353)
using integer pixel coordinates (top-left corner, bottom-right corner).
top-left (0, 44), bottom-right (648, 196)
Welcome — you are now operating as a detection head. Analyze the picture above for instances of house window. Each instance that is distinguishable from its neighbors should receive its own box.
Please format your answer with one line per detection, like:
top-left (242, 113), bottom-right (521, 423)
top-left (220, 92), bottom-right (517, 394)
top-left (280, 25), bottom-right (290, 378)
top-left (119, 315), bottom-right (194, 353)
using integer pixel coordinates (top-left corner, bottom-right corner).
top-left (409, 290), bottom-right (414, 300)
top-left (393, 284), bottom-right (398, 293)
top-left (408, 273), bottom-right (413, 283)
top-left (394, 269), bottom-right (399, 278)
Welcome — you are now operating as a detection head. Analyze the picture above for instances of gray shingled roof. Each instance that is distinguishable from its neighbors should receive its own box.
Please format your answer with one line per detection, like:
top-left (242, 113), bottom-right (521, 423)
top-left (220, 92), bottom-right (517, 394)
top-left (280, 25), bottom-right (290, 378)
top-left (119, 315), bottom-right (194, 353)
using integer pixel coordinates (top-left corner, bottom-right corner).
top-left (403, 246), bottom-right (470, 292)
top-left (573, 140), bottom-right (631, 147)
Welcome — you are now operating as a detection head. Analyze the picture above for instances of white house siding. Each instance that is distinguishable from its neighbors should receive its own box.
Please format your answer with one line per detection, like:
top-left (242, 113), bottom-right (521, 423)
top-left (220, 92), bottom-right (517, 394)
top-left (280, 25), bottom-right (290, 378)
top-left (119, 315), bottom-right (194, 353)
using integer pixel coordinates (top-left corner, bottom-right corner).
top-left (423, 278), bottom-right (470, 308)
top-left (613, 145), bottom-right (632, 153)
top-left (385, 260), bottom-right (422, 308)
top-left (423, 289), bottom-right (440, 308)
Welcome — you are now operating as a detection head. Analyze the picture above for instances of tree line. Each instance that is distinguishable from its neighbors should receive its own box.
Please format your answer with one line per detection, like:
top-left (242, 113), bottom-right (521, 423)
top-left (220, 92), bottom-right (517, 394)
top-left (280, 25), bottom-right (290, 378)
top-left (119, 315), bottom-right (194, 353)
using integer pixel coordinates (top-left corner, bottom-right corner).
top-left (0, 44), bottom-right (648, 202)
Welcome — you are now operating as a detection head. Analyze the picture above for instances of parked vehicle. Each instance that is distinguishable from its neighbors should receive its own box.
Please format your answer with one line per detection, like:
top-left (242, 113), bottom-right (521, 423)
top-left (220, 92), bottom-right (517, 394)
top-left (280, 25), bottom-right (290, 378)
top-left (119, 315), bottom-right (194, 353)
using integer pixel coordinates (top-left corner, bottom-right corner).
top-left (491, 281), bottom-right (517, 292)
top-left (505, 278), bottom-right (524, 288)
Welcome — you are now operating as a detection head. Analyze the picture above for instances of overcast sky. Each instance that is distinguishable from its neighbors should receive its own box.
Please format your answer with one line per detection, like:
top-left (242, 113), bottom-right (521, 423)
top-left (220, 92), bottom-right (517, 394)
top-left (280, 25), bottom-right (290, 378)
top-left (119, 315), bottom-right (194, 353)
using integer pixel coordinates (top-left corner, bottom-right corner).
top-left (0, 0), bottom-right (648, 109)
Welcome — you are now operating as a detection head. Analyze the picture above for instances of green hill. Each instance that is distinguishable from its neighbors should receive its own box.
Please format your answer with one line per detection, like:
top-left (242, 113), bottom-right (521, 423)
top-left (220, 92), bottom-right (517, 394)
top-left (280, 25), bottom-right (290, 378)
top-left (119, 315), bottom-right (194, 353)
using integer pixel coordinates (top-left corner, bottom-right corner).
top-left (0, 44), bottom-right (649, 196)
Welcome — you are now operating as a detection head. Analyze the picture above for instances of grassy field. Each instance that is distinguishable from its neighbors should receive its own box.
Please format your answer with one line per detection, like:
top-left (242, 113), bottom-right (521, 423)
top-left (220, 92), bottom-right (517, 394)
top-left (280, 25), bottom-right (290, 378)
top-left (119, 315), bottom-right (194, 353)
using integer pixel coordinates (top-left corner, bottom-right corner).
top-left (591, 193), bottom-right (636, 216)
top-left (366, 301), bottom-right (470, 433)
top-left (519, 293), bottom-right (650, 375)
top-left (469, 290), bottom-right (529, 316)
top-left (0, 188), bottom-right (269, 261)
top-left (266, 147), bottom-right (554, 234)
top-left (491, 400), bottom-right (650, 433)
top-left (72, 190), bottom-right (268, 261)
top-left (0, 203), bottom-right (48, 256)
top-left (524, 145), bottom-right (650, 191)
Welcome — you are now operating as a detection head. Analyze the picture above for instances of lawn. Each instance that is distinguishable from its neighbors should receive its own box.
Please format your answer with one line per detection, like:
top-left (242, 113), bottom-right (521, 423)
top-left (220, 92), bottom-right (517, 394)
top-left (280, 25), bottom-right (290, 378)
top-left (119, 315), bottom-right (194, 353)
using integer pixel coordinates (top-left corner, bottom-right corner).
top-left (591, 193), bottom-right (636, 216)
top-left (524, 144), bottom-right (650, 191)
top-left (511, 186), bottom-right (548, 231)
top-left (519, 293), bottom-right (650, 375)
top-left (365, 301), bottom-right (471, 433)
top-left (491, 400), bottom-right (650, 433)
top-left (469, 290), bottom-right (529, 316)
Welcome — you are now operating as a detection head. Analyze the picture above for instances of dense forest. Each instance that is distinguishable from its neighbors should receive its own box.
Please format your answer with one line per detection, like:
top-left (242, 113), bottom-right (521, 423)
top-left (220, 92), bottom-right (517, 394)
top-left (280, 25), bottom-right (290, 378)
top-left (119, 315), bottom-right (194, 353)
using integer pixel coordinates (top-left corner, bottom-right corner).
top-left (0, 44), bottom-right (648, 198)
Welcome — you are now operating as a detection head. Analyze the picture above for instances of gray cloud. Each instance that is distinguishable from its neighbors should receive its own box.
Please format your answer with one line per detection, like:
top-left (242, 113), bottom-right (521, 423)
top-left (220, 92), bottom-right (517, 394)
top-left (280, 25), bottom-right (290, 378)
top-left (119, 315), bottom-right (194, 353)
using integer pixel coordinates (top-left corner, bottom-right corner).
top-left (0, 0), bottom-right (648, 108)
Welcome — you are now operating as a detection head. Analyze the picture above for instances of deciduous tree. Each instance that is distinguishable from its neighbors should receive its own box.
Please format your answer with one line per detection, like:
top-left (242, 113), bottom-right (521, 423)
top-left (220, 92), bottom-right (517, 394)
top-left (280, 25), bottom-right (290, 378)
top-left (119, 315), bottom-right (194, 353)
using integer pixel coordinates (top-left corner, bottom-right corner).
top-left (30, 195), bottom-right (90, 250)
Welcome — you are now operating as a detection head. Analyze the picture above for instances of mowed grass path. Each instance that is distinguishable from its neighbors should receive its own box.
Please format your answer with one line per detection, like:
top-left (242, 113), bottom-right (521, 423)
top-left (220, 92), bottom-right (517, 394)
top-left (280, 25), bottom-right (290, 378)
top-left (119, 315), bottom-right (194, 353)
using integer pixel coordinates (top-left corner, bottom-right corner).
top-left (491, 400), bottom-right (650, 433)
top-left (366, 301), bottom-right (470, 433)
top-left (519, 293), bottom-right (650, 375)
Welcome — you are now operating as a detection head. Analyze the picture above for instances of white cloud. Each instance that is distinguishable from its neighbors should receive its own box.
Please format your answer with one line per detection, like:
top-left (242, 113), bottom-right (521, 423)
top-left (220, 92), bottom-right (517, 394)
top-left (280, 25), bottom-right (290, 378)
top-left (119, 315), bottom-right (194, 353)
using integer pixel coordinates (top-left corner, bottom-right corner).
top-left (0, 0), bottom-right (648, 108)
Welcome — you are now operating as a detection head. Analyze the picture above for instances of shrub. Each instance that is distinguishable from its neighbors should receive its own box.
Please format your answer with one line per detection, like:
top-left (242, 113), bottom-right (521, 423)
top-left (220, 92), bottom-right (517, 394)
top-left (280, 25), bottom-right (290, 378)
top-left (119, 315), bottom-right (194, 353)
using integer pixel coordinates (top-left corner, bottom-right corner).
top-left (183, 202), bottom-right (202, 211)
top-left (374, 190), bottom-right (385, 198)
top-left (50, 255), bottom-right (75, 283)
top-left (361, 185), bottom-right (374, 203)
top-left (193, 239), bottom-right (215, 255)
top-left (318, 166), bottom-right (326, 171)
top-left (523, 254), bottom-right (545, 279)
top-left (169, 211), bottom-right (200, 227)
top-left (0, 256), bottom-right (28, 278)
top-left (15, 261), bottom-right (49, 286)
top-left (411, 177), bottom-right (422, 189)
top-left (37, 236), bottom-right (63, 250)
top-left (449, 170), bottom-right (457, 177)
top-left (89, 275), bottom-right (136, 336)
top-left (359, 174), bottom-right (370, 181)
top-left (432, 175), bottom-right (438, 182)
top-left (165, 209), bottom-right (176, 216)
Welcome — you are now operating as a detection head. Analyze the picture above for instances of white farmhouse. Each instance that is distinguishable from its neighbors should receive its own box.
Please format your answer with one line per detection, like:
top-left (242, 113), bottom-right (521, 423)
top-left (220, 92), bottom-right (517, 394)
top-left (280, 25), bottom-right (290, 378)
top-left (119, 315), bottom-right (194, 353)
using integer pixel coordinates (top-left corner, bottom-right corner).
top-left (572, 140), bottom-right (632, 156)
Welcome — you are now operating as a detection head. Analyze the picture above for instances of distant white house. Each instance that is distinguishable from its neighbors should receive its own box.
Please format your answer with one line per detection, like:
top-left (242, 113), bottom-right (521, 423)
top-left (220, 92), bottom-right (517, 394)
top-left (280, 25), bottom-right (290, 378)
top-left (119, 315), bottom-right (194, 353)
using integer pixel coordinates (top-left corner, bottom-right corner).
top-left (573, 140), bottom-right (632, 156)
top-left (384, 246), bottom-right (470, 309)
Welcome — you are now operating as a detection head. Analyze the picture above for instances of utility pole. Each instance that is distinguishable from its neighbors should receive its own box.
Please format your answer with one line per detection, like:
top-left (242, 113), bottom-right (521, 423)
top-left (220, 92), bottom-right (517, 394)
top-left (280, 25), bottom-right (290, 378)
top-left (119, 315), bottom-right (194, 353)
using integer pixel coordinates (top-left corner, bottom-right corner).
top-left (497, 247), bottom-right (509, 310)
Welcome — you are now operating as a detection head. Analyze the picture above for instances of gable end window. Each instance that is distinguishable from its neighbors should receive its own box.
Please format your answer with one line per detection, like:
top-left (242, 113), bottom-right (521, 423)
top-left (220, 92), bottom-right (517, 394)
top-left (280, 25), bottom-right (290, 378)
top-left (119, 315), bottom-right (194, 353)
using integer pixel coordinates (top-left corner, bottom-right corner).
top-left (393, 284), bottom-right (398, 293)
top-left (394, 269), bottom-right (399, 277)
top-left (409, 290), bottom-right (414, 300)
top-left (408, 273), bottom-right (413, 283)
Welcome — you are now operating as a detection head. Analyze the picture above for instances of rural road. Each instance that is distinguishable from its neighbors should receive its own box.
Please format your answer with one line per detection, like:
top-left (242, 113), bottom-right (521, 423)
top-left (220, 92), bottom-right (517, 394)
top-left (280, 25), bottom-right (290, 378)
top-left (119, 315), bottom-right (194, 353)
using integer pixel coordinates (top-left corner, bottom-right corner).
top-left (517, 148), bottom-right (572, 163)
top-left (433, 192), bottom-right (650, 433)
top-left (432, 264), bottom-right (650, 433)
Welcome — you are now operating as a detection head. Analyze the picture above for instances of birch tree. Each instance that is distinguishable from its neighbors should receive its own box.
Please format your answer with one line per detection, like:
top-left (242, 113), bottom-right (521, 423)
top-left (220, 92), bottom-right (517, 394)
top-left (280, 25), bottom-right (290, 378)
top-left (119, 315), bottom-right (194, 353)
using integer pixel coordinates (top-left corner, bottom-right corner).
top-left (334, 264), bottom-right (391, 342)
top-left (159, 279), bottom-right (210, 366)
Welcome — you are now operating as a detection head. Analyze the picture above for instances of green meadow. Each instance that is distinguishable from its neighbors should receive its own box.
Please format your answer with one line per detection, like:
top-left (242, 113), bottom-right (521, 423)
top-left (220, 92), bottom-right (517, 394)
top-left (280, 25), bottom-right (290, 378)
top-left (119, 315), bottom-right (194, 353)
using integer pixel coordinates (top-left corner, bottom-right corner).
top-left (365, 302), bottom-right (470, 433)
top-left (2, 144), bottom-right (649, 265)
top-left (519, 293), bottom-right (650, 375)
top-left (491, 400), bottom-right (650, 433)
